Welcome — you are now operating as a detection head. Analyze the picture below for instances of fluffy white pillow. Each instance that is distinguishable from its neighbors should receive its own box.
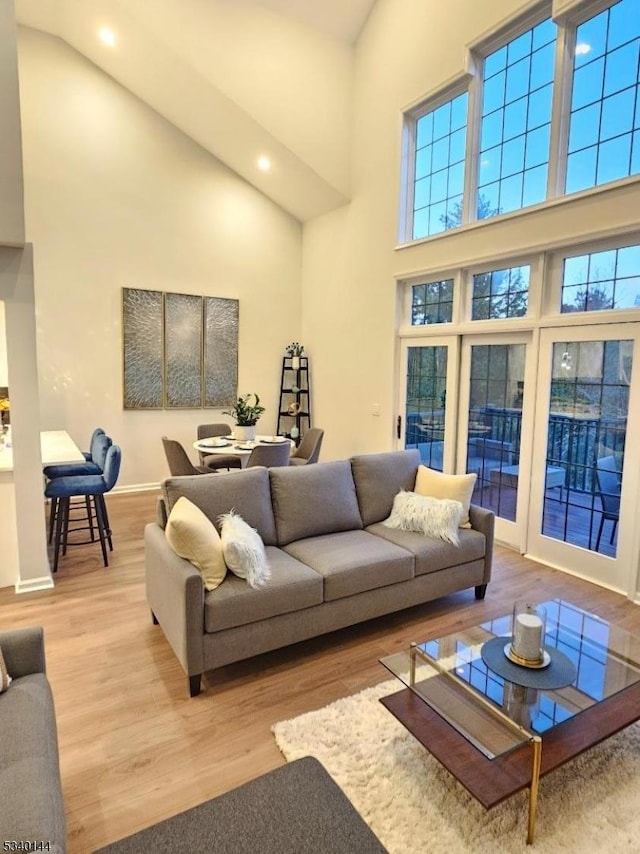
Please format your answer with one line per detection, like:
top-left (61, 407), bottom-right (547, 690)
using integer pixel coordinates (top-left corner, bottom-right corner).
top-left (165, 496), bottom-right (227, 591)
top-left (414, 465), bottom-right (476, 528)
top-left (218, 510), bottom-right (271, 589)
top-left (383, 490), bottom-right (463, 545)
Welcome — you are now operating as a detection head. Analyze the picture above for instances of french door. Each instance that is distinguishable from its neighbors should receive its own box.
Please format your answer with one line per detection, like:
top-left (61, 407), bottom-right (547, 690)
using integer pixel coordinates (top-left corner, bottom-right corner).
top-left (400, 334), bottom-right (535, 550)
top-left (527, 325), bottom-right (640, 596)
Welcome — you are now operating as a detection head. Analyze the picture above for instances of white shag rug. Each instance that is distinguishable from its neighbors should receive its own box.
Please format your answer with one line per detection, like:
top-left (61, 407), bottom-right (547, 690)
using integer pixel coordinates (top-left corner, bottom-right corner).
top-left (272, 680), bottom-right (640, 853)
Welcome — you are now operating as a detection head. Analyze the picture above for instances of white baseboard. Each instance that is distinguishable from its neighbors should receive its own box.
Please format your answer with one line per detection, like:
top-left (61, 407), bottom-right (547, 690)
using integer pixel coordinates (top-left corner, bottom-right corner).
top-left (15, 574), bottom-right (55, 594)
top-left (112, 482), bottom-right (160, 495)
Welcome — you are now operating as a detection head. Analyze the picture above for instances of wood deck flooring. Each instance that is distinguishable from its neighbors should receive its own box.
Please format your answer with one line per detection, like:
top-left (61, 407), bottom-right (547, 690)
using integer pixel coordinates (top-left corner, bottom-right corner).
top-left (0, 490), bottom-right (639, 852)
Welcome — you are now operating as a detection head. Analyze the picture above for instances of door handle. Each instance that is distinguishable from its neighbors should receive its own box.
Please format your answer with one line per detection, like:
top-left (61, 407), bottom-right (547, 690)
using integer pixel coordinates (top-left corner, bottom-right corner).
top-left (397, 415), bottom-right (402, 440)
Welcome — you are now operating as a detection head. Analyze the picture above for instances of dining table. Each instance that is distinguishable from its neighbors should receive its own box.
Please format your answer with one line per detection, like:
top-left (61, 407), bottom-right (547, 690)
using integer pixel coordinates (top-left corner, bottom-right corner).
top-left (192, 435), bottom-right (294, 468)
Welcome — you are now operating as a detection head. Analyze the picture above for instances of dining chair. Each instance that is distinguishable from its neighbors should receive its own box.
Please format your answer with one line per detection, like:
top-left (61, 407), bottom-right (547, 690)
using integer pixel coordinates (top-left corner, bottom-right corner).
top-left (288, 428), bottom-right (324, 466)
top-left (162, 437), bottom-right (213, 477)
top-left (245, 442), bottom-right (291, 468)
top-left (197, 423), bottom-right (242, 471)
top-left (594, 455), bottom-right (621, 551)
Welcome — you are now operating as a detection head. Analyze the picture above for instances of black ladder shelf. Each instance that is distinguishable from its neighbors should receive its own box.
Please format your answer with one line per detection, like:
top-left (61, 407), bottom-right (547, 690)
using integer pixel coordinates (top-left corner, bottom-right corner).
top-left (277, 356), bottom-right (311, 445)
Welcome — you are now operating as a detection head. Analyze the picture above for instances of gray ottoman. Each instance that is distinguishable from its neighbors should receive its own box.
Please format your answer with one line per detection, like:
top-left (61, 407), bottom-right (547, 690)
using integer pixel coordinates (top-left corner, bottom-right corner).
top-left (96, 756), bottom-right (387, 853)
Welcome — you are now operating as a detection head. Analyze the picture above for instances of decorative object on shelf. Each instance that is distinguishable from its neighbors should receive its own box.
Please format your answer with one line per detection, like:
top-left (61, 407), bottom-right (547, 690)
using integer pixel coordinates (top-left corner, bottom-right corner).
top-left (122, 287), bottom-right (239, 410)
top-left (223, 393), bottom-right (266, 442)
top-left (0, 396), bottom-right (9, 429)
top-left (506, 601), bottom-right (549, 668)
top-left (285, 342), bottom-right (304, 370)
top-left (277, 353), bottom-right (311, 446)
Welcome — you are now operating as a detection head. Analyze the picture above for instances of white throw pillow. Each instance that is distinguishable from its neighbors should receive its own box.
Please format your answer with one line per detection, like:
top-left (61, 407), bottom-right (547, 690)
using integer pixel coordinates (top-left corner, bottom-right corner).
top-left (383, 490), bottom-right (463, 545)
top-left (218, 510), bottom-right (271, 589)
top-left (165, 496), bottom-right (227, 591)
top-left (414, 465), bottom-right (476, 528)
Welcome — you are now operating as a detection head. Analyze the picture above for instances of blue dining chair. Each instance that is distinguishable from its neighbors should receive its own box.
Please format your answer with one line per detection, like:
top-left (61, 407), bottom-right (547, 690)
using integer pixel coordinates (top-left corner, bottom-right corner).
top-left (46, 433), bottom-right (113, 544)
top-left (45, 444), bottom-right (122, 571)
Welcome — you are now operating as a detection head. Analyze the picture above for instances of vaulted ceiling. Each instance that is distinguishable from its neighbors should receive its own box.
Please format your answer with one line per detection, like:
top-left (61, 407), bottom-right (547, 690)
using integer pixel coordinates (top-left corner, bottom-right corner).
top-left (14, 0), bottom-right (377, 222)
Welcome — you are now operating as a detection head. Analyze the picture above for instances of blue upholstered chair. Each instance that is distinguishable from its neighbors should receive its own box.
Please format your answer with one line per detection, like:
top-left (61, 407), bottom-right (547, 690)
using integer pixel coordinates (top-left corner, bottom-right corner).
top-left (45, 444), bottom-right (122, 572)
top-left (46, 433), bottom-right (113, 544)
top-left (43, 429), bottom-right (111, 478)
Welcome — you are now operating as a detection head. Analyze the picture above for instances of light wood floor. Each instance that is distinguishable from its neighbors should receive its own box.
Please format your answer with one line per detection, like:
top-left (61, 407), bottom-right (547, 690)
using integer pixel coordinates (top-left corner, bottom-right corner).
top-left (1, 490), bottom-right (640, 852)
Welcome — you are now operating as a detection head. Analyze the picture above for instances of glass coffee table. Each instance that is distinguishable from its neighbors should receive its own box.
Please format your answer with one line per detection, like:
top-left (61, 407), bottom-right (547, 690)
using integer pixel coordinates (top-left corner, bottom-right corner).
top-left (380, 599), bottom-right (640, 844)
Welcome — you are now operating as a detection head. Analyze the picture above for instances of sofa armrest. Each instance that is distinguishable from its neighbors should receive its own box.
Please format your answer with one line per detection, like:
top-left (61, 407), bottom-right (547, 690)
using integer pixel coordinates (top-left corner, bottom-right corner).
top-left (145, 523), bottom-right (205, 676)
top-left (0, 626), bottom-right (46, 677)
top-left (468, 504), bottom-right (494, 584)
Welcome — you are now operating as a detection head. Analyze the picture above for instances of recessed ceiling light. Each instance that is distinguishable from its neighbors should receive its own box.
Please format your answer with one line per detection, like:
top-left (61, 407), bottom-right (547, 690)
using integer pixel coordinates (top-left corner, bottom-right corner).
top-left (575, 42), bottom-right (591, 56)
top-left (99, 28), bottom-right (116, 48)
top-left (257, 155), bottom-right (271, 172)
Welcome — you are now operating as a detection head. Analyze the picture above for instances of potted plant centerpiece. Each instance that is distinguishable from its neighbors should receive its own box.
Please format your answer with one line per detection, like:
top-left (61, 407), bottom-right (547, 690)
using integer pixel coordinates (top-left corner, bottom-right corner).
top-left (223, 393), bottom-right (266, 442)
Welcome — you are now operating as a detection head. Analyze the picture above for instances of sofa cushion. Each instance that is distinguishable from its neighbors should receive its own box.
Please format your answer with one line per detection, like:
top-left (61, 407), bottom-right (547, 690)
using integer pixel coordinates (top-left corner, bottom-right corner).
top-left (219, 511), bottom-right (270, 589)
top-left (350, 450), bottom-right (421, 527)
top-left (414, 465), bottom-right (476, 528)
top-left (165, 497), bottom-right (227, 591)
top-left (367, 522), bottom-right (485, 576)
top-left (163, 467), bottom-right (278, 545)
top-left (270, 461), bottom-right (363, 546)
top-left (283, 531), bottom-right (414, 601)
top-left (204, 547), bottom-right (323, 633)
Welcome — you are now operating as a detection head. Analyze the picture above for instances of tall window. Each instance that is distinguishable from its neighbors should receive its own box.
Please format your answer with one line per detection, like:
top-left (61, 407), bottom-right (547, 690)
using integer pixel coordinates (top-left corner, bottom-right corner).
top-left (566, 0), bottom-right (640, 194)
top-left (477, 18), bottom-right (557, 219)
top-left (561, 242), bottom-right (640, 311)
top-left (412, 92), bottom-right (468, 239)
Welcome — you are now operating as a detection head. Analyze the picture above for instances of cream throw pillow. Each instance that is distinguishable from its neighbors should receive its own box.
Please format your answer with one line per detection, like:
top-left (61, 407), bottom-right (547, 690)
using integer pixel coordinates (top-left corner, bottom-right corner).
top-left (414, 465), bottom-right (476, 528)
top-left (384, 491), bottom-right (463, 545)
top-left (0, 644), bottom-right (11, 693)
top-left (165, 496), bottom-right (227, 591)
top-left (218, 510), bottom-right (271, 589)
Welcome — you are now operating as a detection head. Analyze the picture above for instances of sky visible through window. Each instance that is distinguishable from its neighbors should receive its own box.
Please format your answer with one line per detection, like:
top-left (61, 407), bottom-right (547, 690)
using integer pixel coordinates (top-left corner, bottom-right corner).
top-left (478, 18), bottom-right (557, 220)
top-left (408, 0), bottom-right (640, 241)
top-left (566, 0), bottom-right (640, 193)
top-left (413, 93), bottom-right (468, 239)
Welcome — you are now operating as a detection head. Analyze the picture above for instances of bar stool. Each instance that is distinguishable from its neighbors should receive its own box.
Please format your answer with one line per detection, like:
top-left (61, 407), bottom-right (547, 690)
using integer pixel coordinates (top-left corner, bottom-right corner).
top-left (45, 433), bottom-right (113, 544)
top-left (45, 444), bottom-right (122, 571)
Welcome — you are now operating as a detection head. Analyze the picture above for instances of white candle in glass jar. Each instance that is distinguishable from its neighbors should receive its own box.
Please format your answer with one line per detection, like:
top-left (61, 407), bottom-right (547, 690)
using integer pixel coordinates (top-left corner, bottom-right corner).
top-left (513, 613), bottom-right (543, 661)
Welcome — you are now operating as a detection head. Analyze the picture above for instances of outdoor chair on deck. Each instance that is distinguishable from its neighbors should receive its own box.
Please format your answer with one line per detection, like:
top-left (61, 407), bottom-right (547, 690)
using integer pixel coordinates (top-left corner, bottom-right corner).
top-left (288, 428), bottom-right (324, 466)
top-left (594, 455), bottom-right (621, 551)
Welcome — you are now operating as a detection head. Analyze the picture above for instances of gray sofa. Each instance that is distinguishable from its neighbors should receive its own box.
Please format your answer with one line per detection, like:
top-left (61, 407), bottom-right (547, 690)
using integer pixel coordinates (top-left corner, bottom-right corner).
top-left (0, 626), bottom-right (66, 852)
top-left (146, 449), bottom-right (494, 697)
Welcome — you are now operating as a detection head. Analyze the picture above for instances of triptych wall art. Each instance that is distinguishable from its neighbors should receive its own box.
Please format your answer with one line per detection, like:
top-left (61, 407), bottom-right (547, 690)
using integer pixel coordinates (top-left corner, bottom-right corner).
top-left (122, 287), bottom-right (239, 409)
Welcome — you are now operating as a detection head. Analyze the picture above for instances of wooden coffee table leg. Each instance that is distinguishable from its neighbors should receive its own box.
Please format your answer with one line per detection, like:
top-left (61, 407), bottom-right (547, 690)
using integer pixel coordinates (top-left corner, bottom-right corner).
top-left (527, 736), bottom-right (542, 844)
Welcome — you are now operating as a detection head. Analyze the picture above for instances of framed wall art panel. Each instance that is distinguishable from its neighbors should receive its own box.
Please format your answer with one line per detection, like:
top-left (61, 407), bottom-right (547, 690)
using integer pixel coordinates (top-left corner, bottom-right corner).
top-left (164, 292), bottom-right (203, 408)
top-left (122, 287), bottom-right (164, 409)
top-left (204, 296), bottom-right (239, 407)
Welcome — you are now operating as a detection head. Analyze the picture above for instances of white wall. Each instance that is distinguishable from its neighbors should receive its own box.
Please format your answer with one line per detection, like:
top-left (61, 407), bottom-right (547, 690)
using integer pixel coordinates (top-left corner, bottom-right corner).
top-left (303, 0), bottom-right (640, 462)
top-left (18, 27), bottom-right (302, 488)
top-left (0, 0), bottom-right (24, 244)
top-left (0, 302), bottom-right (7, 385)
